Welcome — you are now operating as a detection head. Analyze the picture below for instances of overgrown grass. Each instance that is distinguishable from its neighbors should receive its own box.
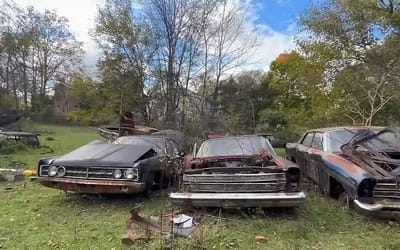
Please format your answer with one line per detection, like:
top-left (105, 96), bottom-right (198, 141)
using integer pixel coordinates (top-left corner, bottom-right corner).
top-left (0, 123), bottom-right (399, 249)
top-left (0, 122), bottom-right (101, 168)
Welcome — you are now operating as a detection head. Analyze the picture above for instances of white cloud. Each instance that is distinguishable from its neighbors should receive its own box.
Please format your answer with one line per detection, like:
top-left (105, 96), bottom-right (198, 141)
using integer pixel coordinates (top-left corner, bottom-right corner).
top-left (235, 0), bottom-right (296, 71)
top-left (4, 0), bottom-right (295, 72)
top-left (250, 26), bottom-right (295, 70)
top-left (7, 0), bottom-right (105, 73)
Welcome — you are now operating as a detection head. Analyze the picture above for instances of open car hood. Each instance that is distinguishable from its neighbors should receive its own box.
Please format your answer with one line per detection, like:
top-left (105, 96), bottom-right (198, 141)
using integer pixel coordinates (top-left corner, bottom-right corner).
top-left (341, 128), bottom-right (400, 179)
top-left (52, 141), bottom-right (153, 167)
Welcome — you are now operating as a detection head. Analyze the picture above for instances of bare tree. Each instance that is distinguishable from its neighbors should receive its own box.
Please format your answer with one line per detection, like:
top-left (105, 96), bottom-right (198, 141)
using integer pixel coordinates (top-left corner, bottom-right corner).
top-left (200, 0), bottom-right (259, 129)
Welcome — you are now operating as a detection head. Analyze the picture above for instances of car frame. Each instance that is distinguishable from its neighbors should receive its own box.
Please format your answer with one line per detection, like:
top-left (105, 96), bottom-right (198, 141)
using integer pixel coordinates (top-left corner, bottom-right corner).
top-left (37, 133), bottom-right (184, 195)
top-left (286, 126), bottom-right (400, 218)
top-left (170, 135), bottom-right (305, 208)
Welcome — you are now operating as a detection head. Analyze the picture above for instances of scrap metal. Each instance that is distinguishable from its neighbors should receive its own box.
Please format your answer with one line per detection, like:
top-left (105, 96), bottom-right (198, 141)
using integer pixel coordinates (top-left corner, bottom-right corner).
top-left (122, 208), bottom-right (166, 246)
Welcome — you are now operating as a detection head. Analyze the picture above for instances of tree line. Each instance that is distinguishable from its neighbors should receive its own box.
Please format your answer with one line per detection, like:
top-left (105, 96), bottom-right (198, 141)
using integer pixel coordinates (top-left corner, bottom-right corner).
top-left (1, 0), bottom-right (400, 138)
top-left (0, 1), bottom-right (82, 112)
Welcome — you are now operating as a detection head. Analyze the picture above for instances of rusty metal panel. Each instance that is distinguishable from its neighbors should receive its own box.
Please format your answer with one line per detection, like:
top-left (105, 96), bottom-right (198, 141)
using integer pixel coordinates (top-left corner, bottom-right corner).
top-left (38, 177), bottom-right (146, 194)
top-left (184, 182), bottom-right (286, 193)
top-left (183, 173), bottom-right (286, 183)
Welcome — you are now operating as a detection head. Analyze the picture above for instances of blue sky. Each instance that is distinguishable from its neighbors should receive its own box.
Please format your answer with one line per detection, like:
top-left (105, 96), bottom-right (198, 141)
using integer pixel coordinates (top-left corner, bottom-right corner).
top-left (254, 0), bottom-right (311, 34)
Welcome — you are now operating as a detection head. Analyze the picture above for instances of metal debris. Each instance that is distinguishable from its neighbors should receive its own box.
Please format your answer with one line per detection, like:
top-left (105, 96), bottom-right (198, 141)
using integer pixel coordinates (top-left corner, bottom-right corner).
top-left (0, 168), bottom-right (25, 182)
top-left (122, 208), bottom-right (162, 246)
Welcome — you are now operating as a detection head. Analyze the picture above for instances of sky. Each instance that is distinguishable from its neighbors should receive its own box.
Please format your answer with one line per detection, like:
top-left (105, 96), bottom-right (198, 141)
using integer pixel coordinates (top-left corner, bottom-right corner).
top-left (6, 0), bottom-right (314, 72)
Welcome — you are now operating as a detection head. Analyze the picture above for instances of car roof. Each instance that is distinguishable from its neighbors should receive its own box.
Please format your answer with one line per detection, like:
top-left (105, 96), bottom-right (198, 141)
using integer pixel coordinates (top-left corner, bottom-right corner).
top-left (204, 135), bottom-right (264, 142)
top-left (118, 135), bottom-right (165, 139)
top-left (0, 131), bottom-right (37, 136)
top-left (304, 126), bottom-right (385, 134)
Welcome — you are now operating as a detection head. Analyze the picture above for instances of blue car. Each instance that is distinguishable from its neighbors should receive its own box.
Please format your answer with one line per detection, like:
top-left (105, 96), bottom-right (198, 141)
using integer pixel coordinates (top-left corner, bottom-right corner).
top-left (286, 126), bottom-right (400, 219)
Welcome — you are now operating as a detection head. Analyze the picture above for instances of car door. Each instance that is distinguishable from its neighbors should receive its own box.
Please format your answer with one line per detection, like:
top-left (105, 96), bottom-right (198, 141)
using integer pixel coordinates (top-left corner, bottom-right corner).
top-left (306, 132), bottom-right (324, 184)
top-left (295, 132), bottom-right (315, 178)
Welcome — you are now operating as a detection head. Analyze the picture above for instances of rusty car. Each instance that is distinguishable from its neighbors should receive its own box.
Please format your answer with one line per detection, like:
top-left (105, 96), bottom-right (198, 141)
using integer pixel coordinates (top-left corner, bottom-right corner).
top-left (169, 135), bottom-right (306, 208)
top-left (0, 131), bottom-right (40, 147)
top-left (37, 131), bottom-right (185, 195)
top-left (286, 126), bottom-right (400, 218)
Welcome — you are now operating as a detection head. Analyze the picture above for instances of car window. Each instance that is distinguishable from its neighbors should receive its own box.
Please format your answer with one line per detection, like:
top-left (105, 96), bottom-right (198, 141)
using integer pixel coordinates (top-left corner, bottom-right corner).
top-left (196, 137), bottom-right (275, 157)
top-left (311, 133), bottom-right (323, 149)
top-left (301, 133), bottom-right (314, 147)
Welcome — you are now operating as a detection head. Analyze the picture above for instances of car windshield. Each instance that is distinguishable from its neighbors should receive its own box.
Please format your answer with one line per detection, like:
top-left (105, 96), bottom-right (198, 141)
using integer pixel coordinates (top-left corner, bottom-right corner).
top-left (196, 137), bottom-right (275, 157)
top-left (326, 129), bottom-right (400, 153)
top-left (114, 136), bottom-right (165, 153)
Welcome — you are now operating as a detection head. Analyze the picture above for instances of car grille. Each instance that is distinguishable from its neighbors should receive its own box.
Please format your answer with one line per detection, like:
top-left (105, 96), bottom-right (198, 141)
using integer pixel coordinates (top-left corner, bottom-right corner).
top-left (373, 181), bottom-right (400, 199)
top-left (183, 172), bottom-right (287, 193)
top-left (39, 165), bottom-right (138, 181)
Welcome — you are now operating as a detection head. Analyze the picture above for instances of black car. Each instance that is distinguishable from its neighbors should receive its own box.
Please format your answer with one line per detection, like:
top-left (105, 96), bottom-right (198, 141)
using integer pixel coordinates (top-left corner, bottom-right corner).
top-left (37, 131), bottom-right (185, 195)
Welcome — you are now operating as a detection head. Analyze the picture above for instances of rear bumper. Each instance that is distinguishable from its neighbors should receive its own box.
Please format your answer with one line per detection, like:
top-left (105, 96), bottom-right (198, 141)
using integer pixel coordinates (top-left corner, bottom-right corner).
top-left (169, 192), bottom-right (306, 208)
top-left (38, 177), bottom-right (146, 194)
top-left (354, 199), bottom-right (400, 219)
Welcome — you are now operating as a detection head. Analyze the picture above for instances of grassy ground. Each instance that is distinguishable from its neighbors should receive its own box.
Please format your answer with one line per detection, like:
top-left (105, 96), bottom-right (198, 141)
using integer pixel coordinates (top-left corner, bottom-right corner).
top-left (0, 123), bottom-right (101, 168)
top-left (1, 123), bottom-right (399, 249)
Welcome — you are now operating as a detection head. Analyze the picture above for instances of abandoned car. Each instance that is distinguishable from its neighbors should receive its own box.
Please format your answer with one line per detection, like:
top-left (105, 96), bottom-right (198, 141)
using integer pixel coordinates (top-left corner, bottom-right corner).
top-left (0, 131), bottom-right (40, 147)
top-left (286, 126), bottom-right (400, 218)
top-left (170, 135), bottom-right (306, 208)
top-left (37, 131), bottom-right (185, 195)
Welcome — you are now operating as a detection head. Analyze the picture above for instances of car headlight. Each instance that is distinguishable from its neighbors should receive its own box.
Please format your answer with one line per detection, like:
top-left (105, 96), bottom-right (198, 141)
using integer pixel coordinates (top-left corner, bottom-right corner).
top-left (124, 169), bottom-right (137, 180)
top-left (48, 166), bottom-right (58, 177)
top-left (57, 166), bottom-right (66, 177)
top-left (113, 169), bottom-right (123, 179)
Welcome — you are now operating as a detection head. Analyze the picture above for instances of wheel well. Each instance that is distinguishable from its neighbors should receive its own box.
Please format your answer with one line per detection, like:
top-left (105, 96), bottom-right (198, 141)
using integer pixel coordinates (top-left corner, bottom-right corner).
top-left (329, 176), bottom-right (345, 199)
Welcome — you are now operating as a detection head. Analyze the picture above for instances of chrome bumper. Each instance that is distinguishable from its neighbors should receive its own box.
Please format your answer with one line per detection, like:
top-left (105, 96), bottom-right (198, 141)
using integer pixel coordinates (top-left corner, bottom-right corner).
top-left (169, 192), bottom-right (306, 208)
top-left (354, 199), bottom-right (400, 219)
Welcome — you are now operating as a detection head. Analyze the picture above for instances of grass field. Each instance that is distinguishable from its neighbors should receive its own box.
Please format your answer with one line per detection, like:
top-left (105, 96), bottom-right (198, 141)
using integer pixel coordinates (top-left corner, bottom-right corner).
top-left (1, 123), bottom-right (399, 249)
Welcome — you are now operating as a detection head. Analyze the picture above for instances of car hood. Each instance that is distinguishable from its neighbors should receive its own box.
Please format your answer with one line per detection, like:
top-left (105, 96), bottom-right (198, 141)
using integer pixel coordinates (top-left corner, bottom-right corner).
top-left (52, 142), bottom-right (153, 167)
